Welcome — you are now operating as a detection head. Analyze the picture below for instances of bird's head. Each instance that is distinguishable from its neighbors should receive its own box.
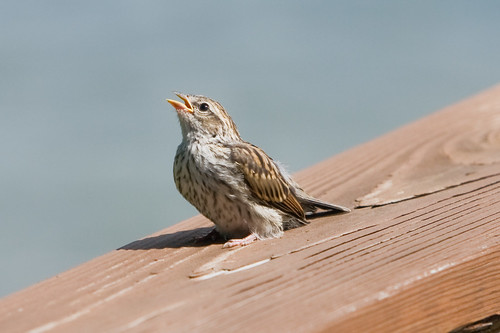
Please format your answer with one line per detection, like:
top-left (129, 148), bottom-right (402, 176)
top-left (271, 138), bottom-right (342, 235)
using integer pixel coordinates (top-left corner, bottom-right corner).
top-left (167, 93), bottom-right (241, 142)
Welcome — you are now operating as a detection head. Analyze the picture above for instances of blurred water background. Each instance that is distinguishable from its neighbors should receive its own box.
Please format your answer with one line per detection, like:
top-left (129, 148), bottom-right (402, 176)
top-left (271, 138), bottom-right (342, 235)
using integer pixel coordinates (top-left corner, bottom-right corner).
top-left (1, 1), bottom-right (500, 297)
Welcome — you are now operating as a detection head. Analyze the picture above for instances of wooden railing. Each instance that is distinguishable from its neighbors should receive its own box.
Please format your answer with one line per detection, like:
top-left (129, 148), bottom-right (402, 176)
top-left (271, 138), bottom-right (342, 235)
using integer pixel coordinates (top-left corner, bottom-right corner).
top-left (1, 85), bottom-right (499, 333)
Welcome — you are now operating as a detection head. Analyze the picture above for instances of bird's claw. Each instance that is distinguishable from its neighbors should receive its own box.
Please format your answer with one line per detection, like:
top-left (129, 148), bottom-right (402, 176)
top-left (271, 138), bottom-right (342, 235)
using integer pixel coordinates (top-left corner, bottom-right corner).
top-left (222, 234), bottom-right (258, 248)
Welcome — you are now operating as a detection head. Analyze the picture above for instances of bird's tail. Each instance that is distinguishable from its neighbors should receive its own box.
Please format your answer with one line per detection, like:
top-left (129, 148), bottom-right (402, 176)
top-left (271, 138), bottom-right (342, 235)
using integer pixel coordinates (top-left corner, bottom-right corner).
top-left (299, 196), bottom-right (351, 217)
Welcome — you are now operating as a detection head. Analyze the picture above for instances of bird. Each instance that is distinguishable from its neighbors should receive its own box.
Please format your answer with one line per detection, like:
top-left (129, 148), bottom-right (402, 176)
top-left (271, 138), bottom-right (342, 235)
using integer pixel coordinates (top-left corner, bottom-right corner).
top-left (166, 92), bottom-right (350, 248)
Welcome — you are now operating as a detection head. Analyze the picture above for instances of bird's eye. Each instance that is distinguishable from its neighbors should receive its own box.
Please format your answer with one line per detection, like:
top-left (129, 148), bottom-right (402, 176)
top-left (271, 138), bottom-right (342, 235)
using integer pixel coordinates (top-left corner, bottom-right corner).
top-left (199, 103), bottom-right (210, 112)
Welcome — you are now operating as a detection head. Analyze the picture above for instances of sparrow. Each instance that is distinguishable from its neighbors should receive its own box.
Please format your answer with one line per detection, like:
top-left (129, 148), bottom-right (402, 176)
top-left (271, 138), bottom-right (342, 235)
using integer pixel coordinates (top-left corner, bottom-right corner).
top-left (166, 93), bottom-right (350, 248)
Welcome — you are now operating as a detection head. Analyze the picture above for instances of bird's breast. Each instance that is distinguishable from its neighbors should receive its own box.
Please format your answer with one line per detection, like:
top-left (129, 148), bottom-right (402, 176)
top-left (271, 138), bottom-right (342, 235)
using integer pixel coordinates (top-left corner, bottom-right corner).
top-left (173, 141), bottom-right (242, 202)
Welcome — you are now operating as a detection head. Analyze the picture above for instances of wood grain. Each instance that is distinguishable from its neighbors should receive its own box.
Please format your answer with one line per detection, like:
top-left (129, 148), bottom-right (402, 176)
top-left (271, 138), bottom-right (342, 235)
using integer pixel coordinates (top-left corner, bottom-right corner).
top-left (1, 86), bottom-right (499, 333)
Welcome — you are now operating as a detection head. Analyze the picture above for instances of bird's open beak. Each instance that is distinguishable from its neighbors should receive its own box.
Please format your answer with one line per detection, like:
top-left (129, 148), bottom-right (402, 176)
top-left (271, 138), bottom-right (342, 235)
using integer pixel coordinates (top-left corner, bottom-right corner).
top-left (166, 93), bottom-right (193, 113)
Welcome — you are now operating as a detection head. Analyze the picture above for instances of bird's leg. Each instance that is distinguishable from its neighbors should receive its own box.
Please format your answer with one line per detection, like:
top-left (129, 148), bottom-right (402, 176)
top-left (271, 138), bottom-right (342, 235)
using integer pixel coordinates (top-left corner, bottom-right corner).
top-left (222, 234), bottom-right (258, 248)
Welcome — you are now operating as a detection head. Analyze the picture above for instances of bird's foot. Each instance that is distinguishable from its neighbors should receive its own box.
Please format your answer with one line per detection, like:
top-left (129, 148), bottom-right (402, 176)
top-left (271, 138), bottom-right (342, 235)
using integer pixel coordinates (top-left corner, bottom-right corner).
top-left (222, 234), bottom-right (258, 248)
top-left (194, 228), bottom-right (223, 244)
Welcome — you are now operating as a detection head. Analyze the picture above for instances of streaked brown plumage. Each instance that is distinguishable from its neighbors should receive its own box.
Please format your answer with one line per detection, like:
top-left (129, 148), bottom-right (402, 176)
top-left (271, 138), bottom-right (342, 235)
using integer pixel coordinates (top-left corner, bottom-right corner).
top-left (167, 93), bottom-right (349, 248)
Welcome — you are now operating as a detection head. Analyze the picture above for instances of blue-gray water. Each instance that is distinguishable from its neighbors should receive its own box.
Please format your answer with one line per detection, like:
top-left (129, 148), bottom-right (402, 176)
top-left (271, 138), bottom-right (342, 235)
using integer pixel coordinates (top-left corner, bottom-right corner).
top-left (1, 1), bottom-right (499, 297)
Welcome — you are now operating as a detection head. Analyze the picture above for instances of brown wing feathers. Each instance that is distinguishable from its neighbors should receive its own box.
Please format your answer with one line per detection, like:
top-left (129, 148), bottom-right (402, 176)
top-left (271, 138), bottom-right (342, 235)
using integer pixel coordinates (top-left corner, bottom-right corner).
top-left (231, 144), bottom-right (305, 219)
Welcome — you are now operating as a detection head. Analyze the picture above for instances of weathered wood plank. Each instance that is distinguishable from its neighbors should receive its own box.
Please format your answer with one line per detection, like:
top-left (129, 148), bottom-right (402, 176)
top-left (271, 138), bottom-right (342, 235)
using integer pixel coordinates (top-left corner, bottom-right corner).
top-left (0, 85), bottom-right (499, 332)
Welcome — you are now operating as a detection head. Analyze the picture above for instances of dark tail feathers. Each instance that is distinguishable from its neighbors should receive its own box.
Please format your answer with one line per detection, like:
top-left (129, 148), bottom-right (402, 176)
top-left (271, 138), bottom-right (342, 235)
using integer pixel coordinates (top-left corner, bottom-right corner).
top-left (300, 196), bottom-right (351, 217)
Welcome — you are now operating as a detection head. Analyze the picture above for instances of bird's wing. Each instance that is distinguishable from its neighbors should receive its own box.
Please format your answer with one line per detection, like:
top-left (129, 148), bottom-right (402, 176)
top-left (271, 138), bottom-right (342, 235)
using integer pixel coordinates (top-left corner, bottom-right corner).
top-left (231, 143), bottom-right (305, 219)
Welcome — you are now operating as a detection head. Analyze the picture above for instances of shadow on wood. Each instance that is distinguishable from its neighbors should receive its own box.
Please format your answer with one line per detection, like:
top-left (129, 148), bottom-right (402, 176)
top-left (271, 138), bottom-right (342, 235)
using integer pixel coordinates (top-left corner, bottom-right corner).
top-left (119, 227), bottom-right (223, 250)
